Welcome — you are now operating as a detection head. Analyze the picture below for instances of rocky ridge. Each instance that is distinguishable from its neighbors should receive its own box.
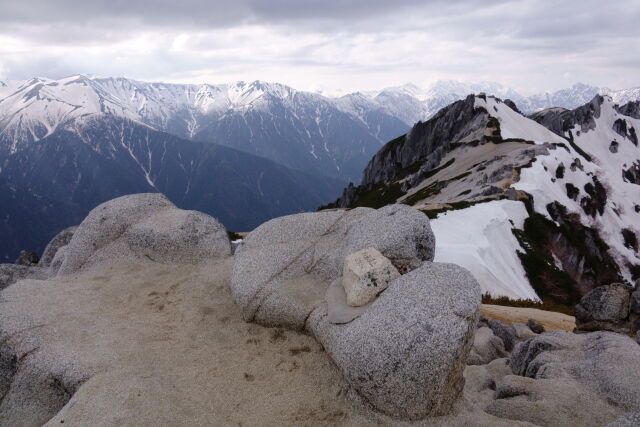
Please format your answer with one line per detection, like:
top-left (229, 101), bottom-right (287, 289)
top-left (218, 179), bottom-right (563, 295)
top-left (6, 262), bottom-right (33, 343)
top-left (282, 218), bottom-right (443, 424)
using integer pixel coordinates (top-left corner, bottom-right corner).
top-left (324, 93), bottom-right (640, 308)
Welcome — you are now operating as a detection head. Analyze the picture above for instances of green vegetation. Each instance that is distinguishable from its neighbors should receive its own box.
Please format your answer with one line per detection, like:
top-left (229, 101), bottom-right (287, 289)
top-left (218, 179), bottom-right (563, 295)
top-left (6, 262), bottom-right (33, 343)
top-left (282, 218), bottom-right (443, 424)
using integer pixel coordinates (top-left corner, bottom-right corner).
top-left (421, 158), bottom-right (455, 181)
top-left (349, 182), bottom-right (406, 209)
top-left (402, 182), bottom-right (441, 206)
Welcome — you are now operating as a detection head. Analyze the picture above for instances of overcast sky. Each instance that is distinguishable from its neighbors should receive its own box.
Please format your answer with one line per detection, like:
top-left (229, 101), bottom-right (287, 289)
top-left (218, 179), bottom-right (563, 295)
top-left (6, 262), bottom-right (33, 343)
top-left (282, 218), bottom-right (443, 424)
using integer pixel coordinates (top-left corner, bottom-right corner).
top-left (0, 0), bottom-right (638, 94)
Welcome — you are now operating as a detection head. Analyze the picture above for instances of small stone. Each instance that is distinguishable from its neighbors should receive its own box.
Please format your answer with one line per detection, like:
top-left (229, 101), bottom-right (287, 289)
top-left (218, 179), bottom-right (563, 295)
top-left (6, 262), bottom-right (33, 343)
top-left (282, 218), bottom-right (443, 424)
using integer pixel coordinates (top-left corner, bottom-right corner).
top-left (342, 247), bottom-right (400, 307)
top-left (488, 319), bottom-right (517, 351)
top-left (15, 250), bottom-right (39, 266)
top-left (527, 318), bottom-right (545, 334)
top-left (512, 322), bottom-right (537, 341)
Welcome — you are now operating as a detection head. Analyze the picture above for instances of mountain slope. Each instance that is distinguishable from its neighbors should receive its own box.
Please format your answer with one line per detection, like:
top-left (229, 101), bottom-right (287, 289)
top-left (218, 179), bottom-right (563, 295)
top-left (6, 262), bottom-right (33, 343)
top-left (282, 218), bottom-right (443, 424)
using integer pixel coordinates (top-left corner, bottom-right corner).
top-left (0, 176), bottom-right (86, 262)
top-left (0, 115), bottom-right (345, 260)
top-left (324, 94), bottom-right (640, 307)
top-left (0, 76), bottom-right (408, 182)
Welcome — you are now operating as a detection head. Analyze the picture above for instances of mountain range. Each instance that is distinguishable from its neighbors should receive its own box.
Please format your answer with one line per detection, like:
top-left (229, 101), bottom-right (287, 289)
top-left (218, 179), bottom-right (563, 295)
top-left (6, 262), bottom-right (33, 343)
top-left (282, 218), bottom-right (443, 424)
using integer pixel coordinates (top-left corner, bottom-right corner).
top-left (1, 74), bottom-right (639, 285)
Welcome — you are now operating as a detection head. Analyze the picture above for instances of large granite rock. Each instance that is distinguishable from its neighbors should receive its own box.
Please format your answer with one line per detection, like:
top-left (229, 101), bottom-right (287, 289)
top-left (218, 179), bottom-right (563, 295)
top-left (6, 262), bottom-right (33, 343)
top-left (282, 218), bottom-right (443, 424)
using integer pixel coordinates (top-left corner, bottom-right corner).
top-left (230, 205), bottom-right (481, 419)
top-left (342, 247), bottom-right (400, 306)
top-left (308, 261), bottom-right (481, 420)
top-left (56, 193), bottom-right (230, 275)
top-left (510, 331), bottom-right (640, 411)
top-left (230, 204), bottom-right (435, 329)
top-left (575, 283), bottom-right (634, 333)
top-left (39, 226), bottom-right (77, 267)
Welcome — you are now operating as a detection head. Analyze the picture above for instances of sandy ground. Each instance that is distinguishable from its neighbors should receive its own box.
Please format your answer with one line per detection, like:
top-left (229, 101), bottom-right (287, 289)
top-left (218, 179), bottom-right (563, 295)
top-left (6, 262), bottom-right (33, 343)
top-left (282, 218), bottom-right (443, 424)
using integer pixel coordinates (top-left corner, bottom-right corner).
top-left (0, 259), bottom-right (535, 426)
top-left (481, 304), bottom-right (576, 332)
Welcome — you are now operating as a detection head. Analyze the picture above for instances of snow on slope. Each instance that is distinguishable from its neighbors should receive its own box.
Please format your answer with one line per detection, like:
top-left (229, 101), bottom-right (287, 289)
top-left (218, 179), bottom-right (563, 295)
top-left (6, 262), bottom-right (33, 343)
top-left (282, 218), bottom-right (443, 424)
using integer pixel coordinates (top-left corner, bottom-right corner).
top-left (514, 96), bottom-right (640, 281)
top-left (431, 95), bottom-right (639, 298)
top-left (432, 200), bottom-right (538, 300)
top-left (475, 96), bottom-right (567, 144)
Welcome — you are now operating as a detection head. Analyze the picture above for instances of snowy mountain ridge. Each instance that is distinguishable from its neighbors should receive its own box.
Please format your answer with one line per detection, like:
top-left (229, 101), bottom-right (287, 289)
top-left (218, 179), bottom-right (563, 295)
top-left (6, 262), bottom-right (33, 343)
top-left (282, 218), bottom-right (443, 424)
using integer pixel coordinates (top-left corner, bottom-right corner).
top-left (325, 93), bottom-right (640, 307)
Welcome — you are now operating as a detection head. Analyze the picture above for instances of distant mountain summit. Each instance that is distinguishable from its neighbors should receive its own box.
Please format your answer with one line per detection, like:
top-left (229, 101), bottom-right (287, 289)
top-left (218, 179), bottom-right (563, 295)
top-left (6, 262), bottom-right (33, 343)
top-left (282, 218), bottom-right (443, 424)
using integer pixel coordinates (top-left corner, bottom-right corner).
top-left (0, 75), bottom-right (408, 182)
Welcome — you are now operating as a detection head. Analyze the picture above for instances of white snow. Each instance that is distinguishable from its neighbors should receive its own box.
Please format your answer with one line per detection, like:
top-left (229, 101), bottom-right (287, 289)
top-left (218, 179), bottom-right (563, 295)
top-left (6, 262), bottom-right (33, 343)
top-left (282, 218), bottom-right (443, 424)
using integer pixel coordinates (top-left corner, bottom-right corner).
top-left (432, 200), bottom-right (539, 300)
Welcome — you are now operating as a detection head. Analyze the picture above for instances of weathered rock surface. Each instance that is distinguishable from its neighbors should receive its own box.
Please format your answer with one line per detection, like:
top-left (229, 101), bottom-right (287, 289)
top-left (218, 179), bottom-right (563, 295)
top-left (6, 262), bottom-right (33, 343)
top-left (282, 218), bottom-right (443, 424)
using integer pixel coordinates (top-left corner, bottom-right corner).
top-left (0, 264), bottom-right (47, 290)
top-left (487, 374), bottom-right (623, 426)
top-left (230, 204), bottom-right (435, 329)
top-left (39, 226), bottom-right (77, 267)
top-left (14, 250), bottom-right (39, 266)
top-left (511, 322), bottom-right (537, 341)
top-left (607, 412), bottom-right (640, 427)
top-left (526, 318), bottom-right (544, 334)
top-left (510, 331), bottom-right (640, 411)
top-left (326, 279), bottom-right (371, 324)
top-left (342, 247), bottom-right (400, 306)
top-left (487, 319), bottom-right (517, 352)
top-left (56, 193), bottom-right (230, 275)
top-left (309, 261), bottom-right (481, 420)
top-left (467, 327), bottom-right (508, 365)
top-left (575, 282), bottom-right (635, 333)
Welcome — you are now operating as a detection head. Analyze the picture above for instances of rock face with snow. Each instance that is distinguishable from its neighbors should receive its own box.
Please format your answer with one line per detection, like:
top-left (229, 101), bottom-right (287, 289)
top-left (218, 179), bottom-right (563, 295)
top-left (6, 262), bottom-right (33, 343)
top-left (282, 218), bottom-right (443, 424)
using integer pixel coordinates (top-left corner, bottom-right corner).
top-left (230, 204), bottom-right (483, 419)
top-left (341, 247), bottom-right (400, 306)
top-left (323, 92), bottom-right (640, 306)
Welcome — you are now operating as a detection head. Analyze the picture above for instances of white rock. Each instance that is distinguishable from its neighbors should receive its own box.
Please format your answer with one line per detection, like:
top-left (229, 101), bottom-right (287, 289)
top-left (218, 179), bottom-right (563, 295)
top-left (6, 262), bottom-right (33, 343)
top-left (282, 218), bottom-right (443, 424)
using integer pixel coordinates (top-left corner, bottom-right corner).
top-left (342, 247), bottom-right (400, 306)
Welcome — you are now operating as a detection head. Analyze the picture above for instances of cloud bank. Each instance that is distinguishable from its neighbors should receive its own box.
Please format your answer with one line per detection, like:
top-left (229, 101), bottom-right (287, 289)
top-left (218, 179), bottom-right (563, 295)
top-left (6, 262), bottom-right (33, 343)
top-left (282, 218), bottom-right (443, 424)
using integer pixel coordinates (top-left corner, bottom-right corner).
top-left (0, 0), bottom-right (638, 93)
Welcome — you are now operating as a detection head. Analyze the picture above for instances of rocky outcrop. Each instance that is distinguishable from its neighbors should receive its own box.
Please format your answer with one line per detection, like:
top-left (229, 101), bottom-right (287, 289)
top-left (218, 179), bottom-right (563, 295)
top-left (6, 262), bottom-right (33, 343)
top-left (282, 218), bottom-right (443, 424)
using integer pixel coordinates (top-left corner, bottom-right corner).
top-left (575, 283), bottom-right (639, 334)
top-left (330, 95), bottom-right (489, 207)
top-left (39, 226), bottom-right (77, 267)
top-left (230, 204), bottom-right (436, 329)
top-left (530, 95), bottom-right (603, 136)
top-left (14, 250), bottom-right (39, 266)
top-left (230, 204), bottom-right (482, 419)
top-left (510, 331), bottom-right (640, 410)
top-left (615, 100), bottom-right (640, 119)
top-left (483, 330), bottom-right (640, 426)
top-left (55, 193), bottom-right (231, 276)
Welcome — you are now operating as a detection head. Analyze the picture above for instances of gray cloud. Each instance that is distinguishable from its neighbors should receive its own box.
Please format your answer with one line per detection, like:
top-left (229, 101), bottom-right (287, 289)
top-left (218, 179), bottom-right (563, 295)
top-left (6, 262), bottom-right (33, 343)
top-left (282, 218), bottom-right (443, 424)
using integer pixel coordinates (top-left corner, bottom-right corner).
top-left (0, 0), bottom-right (638, 93)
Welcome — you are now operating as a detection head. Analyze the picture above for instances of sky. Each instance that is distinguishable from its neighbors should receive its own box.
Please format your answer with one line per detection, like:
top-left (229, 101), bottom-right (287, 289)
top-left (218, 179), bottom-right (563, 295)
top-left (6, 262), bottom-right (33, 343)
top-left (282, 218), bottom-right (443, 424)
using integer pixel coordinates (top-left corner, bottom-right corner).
top-left (0, 0), bottom-right (639, 94)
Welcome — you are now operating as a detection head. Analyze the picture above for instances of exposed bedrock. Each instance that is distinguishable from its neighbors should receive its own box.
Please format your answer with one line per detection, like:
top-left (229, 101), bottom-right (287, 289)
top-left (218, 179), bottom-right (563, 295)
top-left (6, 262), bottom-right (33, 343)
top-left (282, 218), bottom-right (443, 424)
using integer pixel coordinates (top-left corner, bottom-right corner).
top-left (0, 193), bottom-right (232, 425)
